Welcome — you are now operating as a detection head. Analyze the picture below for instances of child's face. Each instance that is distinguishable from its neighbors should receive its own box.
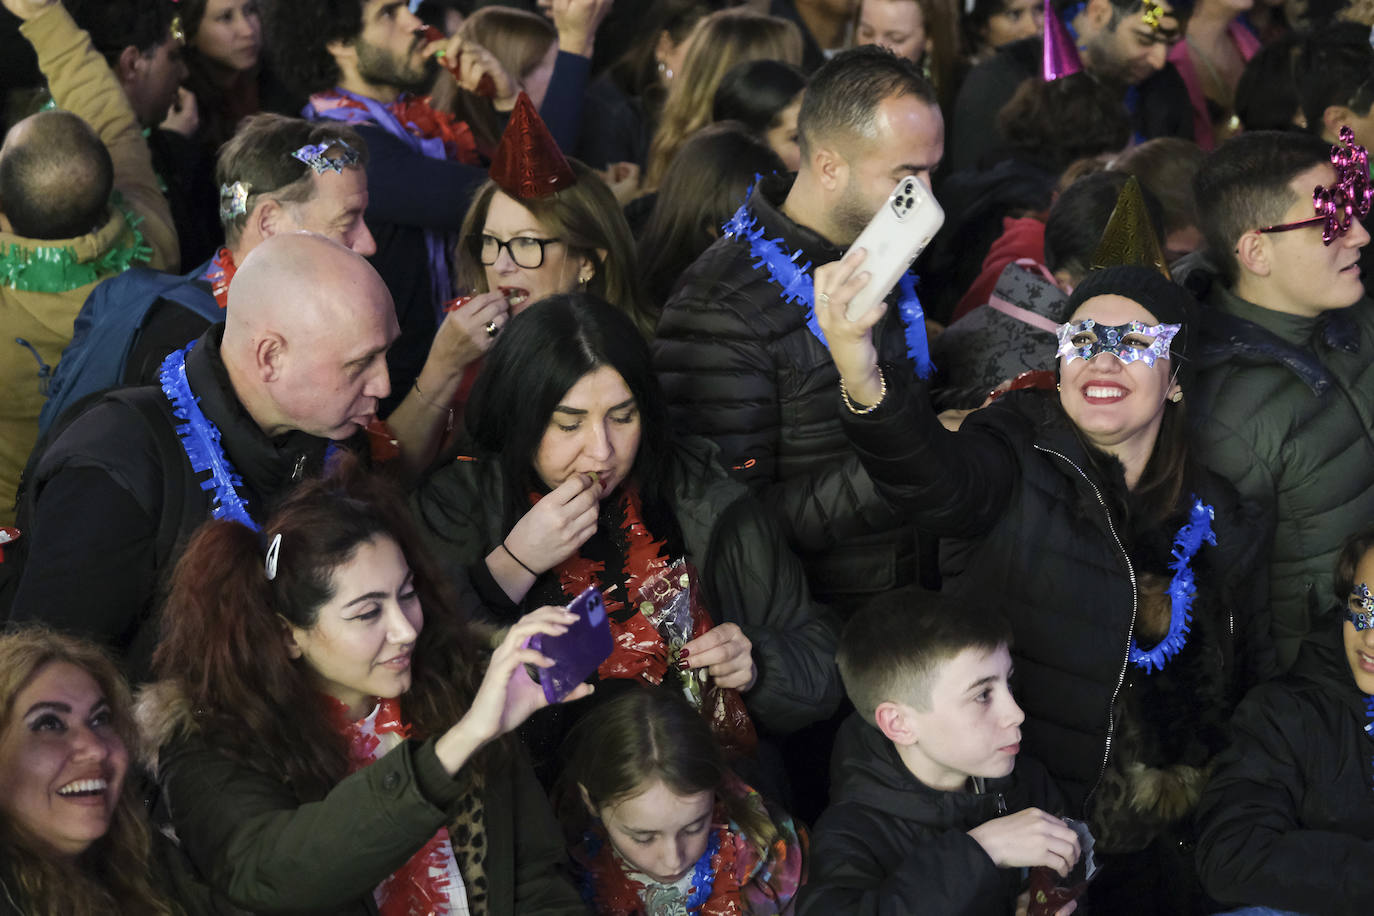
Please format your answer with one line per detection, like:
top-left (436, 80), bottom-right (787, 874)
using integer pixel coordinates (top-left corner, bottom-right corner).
top-left (1342, 549), bottom-right (1374, 695)
top-left (903, 645), bottom-right (1024, 791)
top-left (597, 779), bottom-right (714, 886)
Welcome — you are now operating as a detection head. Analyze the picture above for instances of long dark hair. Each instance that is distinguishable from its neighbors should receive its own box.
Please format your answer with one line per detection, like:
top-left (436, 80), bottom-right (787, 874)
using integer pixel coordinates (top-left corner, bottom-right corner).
top-left (465, 293), bottom-right (680, 544)
top-left (152, 458), bottom-right (488, 800)
top-left (0, 629), bottom-right (177, 916)
top-left (638, 122), bottom-right (783, 309)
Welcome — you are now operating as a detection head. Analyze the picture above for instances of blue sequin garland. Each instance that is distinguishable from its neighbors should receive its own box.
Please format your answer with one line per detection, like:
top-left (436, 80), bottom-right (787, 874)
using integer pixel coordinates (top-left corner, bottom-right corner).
top-left (721, 183), bottom-right (934, 379)
top-left (1128, 497), bottom-right (1215, 674)
top-left (158, 342), bottom-right (259, 532)
top-left (1365, 696), bottom-right (1374, 788)
top-left (578, 827), bottom-right (721, 911)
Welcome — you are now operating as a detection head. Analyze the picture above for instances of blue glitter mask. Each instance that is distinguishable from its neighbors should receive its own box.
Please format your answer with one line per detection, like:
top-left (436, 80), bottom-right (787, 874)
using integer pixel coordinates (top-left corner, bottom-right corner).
top-left (1056, 318), bottom-right (1181, 368)
top-left (1351, 583), bottom-right (1374, 630)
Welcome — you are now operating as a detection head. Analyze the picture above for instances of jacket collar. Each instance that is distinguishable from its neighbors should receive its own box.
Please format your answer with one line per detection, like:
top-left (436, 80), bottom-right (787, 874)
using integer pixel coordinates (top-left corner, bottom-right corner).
top-left (1197, 285), bottom-right (1350, 395)
top-left (830, 714), bottom-right (1012, 827)
top-left (185, 327), bottom-right (336, 512)
top-left (747, 173), bottom-right (843, 264)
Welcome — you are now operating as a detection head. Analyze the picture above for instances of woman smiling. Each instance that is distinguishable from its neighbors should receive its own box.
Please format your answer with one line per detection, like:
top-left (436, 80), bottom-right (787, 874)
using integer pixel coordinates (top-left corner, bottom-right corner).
top-left (0, 629), bottom-right (177, 915)
top-left (814, 255), bottom-right (1272, 912)
top-left (139, 464), bottom-right (587, 915)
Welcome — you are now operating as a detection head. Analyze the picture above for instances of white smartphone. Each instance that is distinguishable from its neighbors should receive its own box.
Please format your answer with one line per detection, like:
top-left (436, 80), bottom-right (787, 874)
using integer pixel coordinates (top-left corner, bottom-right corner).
top-left (842, 176), bottom-right (945, 320)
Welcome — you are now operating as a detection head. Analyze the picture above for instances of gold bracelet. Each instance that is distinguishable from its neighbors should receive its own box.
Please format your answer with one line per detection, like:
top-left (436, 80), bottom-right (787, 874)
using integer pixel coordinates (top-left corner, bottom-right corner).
top-left (840, 368), bottom-right (887, 415)
top-left (411, 380), bottom-right (455, 433)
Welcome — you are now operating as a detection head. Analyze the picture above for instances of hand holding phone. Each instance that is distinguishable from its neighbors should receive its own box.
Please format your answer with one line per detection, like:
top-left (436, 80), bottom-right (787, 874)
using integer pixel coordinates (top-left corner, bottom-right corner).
top-left (529, 587), bottom-right (613, 703)
top-left (841, 176), bottom-right (944, 320)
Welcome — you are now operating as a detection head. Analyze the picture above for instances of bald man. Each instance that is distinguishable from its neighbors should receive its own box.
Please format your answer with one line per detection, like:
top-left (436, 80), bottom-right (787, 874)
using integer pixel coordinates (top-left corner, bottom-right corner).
top-left (0, 0), bottom-right (178, 527)
top-left (8, 234), bottom-right (397, 682)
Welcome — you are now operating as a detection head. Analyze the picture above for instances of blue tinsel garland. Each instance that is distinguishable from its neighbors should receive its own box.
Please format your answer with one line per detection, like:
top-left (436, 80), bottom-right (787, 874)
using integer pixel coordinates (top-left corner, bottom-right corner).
top-left (1128, 497), bottom-right (1215, 674)
top-left (158, 342), bottom-right (259, 532)
top-left (722, 183), bottom-right (934, 379)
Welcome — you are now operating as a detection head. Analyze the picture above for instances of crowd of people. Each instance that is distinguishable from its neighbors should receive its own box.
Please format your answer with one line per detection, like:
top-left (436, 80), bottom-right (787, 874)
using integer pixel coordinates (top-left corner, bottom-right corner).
top-left (3, 0), bottom-right (1374, 913)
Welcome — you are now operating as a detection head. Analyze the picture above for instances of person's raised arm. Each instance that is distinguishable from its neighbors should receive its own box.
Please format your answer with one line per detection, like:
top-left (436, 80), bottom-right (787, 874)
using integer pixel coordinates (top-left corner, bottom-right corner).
top-left (8, 0), bottom-right (177, 269)
top-left (813, 251), bottom-right (1017, 540)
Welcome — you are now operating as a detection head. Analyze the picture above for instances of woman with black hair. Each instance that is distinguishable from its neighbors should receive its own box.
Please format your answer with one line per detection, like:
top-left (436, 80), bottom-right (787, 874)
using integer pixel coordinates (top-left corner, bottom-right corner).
top-left (711, 59), bottom-right (806, 171)
top-left (814, 258), bottom-right (1272, 912)
top-left (412, 293), bottom-right (841, 779)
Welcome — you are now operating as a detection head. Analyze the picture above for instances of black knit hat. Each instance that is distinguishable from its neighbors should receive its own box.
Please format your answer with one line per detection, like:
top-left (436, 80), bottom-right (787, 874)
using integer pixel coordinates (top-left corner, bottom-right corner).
top-left (1065, 265), bottom-right (1197, 392)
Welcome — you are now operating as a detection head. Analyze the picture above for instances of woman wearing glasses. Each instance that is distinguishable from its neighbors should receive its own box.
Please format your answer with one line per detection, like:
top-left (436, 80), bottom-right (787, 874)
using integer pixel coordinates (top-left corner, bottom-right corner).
top-left (455, 159), bottom-right (650, 335)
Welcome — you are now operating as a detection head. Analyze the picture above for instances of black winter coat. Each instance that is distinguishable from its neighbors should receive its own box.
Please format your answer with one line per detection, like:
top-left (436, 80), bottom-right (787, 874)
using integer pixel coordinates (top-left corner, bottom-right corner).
top-left (796, 714), bottom-right (1068, 915)
top-left (411, 437), bottom-right (843, 738)
top-left (652, 175), bottom-right (920, 607)
top-left (1195, 626), bottom-right (1374, 915)
top-left (839, 374), bottom-right (1272, 813)
top-left (9, 328), bottom-right (351, 682)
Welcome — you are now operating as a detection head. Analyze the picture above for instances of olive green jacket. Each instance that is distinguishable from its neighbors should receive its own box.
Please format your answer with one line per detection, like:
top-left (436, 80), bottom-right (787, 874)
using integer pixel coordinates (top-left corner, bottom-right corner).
top-left (1191, 284), bottom-right (1374, 669)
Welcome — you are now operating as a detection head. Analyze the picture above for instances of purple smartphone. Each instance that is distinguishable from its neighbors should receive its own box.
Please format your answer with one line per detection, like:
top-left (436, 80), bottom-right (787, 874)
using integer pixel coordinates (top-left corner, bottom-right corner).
top-left (529, 587), bottom-right (612, 703)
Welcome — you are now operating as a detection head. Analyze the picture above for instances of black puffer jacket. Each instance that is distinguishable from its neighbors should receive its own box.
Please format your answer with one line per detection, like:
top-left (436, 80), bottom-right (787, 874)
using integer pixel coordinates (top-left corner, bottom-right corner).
top-left (411, 437), bottom-right (842, 737)
top-left (1195, 626), bottom-right (1374, 916)
top-left (797, 714), bottom-right (1068, 915)
top-left (652, 175), bottom-right (920, 606)
top-left (839, 374), bottom-right (1271, 812)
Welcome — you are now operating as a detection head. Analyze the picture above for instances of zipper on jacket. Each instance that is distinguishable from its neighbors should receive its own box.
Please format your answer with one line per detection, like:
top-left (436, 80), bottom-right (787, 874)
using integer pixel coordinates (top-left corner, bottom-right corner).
top-left (1033, 445), bottom-right (1137, 808)
top-left (291, 453), bottom-right (306, 482)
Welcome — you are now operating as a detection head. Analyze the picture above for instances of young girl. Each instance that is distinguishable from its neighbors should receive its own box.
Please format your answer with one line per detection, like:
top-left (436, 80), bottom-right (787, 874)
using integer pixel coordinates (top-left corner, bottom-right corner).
top-left (1195, 528), bottom-right (1374, 916)
top-left (564, 687), bottom-right (806, 915)
top-left (139, 462), bottom-right (588, 915)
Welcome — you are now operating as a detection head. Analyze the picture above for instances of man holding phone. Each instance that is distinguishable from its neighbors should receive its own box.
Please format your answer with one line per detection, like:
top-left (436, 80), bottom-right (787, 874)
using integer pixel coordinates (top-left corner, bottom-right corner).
top-left (654, 44), bottom-right (942, 617)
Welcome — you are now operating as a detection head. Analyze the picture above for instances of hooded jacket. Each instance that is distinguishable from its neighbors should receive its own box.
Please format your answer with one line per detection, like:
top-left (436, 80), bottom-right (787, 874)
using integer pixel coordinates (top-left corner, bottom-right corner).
top-left (1190, 281), bottom-right (1374, 669)
top-left (652, 174), bottom-right (920, 608)
top-left (137, 681), bottom-right (587, 916)
top-left (1195, 625), bottom-right (1374, 915)
top-left (0, 3), bottom-right (178, 525)
top-left (796, 714), bottom-right (1067, 915)
top-left (838, 374), bottom-right (1271, 813)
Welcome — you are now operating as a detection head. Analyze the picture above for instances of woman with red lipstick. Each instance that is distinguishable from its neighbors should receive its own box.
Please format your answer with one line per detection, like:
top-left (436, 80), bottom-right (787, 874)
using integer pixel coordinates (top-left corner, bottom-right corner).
top-left (413, 293), bottom-right (842, 786)
top-left (814, 260), bottom-right (1272, 913)
top-left (140, 463), bottom-right (588, 915)
top-left (0, 629), bottom-right (178, 915)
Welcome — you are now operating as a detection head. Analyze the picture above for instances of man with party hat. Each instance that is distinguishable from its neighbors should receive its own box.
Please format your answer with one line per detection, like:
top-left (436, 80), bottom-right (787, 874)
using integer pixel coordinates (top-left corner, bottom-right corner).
top-left (1190, 128), bottom-right (1374, 669)
top-left (948, 0), bottom-right (1193, 173)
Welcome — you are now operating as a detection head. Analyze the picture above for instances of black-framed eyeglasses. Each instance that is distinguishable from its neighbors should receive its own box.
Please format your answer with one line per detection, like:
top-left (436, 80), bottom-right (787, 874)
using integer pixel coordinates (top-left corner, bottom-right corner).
top-left (479, 234), bottom-right (561, 269)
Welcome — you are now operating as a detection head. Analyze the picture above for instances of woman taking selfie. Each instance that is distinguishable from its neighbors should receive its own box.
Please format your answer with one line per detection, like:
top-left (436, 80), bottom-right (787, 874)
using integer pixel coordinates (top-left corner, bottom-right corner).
top-left (814, 250), bottom-right (1271, 912)
top-left (0, 628), bottom-right (179, 915)
top-left (413, 294), bottom-right (840, 777)
top-left (140, 465), bottom-right (587, 914)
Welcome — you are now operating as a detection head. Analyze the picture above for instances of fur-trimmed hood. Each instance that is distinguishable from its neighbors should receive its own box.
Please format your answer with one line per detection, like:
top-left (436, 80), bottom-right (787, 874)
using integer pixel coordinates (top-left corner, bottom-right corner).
top-left (134, 680), bottom-right (202, 776)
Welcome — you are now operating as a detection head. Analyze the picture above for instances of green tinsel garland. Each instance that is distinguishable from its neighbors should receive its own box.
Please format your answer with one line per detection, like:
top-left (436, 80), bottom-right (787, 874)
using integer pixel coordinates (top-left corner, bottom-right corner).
top-left (0, 192), bottom-right (154, 293)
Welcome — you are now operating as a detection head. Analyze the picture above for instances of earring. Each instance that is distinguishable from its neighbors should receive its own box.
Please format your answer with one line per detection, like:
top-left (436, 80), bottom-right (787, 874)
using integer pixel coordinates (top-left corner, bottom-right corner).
top-left (657, 60), bottom-right (673, 82)
top-left (578, 273), bottom-right (591, 288)
top-left (1056, 383), bottom-right (1061, 393)
top-left (1169, 390), bottom-right (1183, 403)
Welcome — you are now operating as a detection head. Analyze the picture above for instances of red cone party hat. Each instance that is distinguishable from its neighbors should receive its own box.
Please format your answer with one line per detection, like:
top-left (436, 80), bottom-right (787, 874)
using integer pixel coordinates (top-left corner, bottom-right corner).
top-left (489, 92), bottom-right (577, 199)
top-left (1042, 0), bottom-right (1082, 81)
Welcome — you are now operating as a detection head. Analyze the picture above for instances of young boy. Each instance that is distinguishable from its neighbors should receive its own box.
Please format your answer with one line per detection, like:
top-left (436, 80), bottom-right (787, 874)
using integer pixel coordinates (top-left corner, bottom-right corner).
top-left (797, 587), bottom-right (1082, 915)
